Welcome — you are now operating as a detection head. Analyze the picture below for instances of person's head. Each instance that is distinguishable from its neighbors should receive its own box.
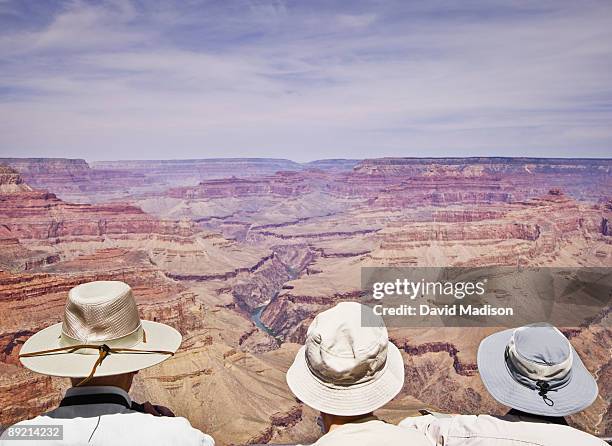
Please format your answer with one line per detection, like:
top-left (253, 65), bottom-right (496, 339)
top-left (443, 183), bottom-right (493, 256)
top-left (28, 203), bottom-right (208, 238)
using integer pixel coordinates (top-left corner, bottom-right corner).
top-left (286, 302), bottom-right (404, 432)
top-left (478, 323), bottom-right (598, 418)
top-left (316, 412), bottom-right (375, 433)
top-left (19, 281), bottom-right (182, 390)
top-left (70, 371), bottom-right (137, 392)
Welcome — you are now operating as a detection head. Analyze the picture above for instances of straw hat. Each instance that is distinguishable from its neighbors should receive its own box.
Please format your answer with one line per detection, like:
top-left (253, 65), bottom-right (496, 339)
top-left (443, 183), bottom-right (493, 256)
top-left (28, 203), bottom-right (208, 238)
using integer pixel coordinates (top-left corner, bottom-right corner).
top-left (19, 281), bottom-right (181, 384)
top-left (477, 323), bottom-right (598, 416)
top-left (286, 302), bottom-right (405, 416)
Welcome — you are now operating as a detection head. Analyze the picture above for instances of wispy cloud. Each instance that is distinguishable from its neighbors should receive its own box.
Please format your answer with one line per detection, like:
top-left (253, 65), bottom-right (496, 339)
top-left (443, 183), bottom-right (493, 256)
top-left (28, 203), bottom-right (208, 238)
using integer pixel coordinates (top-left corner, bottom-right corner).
top-left (0, 0), bottom-right (611, 161)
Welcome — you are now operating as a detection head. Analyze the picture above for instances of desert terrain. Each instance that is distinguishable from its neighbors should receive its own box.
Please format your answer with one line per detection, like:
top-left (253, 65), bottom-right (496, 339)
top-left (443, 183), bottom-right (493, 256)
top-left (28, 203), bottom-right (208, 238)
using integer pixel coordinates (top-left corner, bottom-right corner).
top-left (0, 157), bottom-right (610, 445)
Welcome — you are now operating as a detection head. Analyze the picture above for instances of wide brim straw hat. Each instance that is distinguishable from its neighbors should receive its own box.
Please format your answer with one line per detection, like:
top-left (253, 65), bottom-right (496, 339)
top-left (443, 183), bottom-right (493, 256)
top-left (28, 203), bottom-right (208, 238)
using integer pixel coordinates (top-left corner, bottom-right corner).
top-left (286, 302), bottom-right (405, 416)
top-left (477, 323), bottom-right (598, 417)
top-left (20, 281), bottom-right (181, 380)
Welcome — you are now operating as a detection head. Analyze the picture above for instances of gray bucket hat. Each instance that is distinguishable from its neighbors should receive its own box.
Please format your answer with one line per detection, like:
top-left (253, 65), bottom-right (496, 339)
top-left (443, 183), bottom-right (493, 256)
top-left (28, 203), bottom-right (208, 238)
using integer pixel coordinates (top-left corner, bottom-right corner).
top-left (477, 323), bottom-right (598, 417)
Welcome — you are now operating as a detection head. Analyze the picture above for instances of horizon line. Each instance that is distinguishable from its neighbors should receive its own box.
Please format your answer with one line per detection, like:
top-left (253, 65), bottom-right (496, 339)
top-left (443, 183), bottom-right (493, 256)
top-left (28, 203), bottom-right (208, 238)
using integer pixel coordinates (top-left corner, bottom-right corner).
top-left (2, 155), bottom-right (612, 164)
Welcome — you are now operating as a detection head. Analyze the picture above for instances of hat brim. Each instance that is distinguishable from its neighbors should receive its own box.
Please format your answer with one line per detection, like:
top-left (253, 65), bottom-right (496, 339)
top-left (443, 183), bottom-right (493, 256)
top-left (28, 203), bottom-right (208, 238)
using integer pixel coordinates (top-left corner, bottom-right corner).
top-left (477, 328), bottom-right (598, 417)
top-left (19, 320), bottom-right (181, 378)
top-left (286, 341), bottom-right (405, 416)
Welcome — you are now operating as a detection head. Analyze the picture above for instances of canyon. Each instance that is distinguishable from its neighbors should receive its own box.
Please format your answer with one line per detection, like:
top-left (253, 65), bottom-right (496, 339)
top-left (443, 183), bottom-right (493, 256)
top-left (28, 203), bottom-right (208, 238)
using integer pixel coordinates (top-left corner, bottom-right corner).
top-left (0, 157), bottom-right (610, 445)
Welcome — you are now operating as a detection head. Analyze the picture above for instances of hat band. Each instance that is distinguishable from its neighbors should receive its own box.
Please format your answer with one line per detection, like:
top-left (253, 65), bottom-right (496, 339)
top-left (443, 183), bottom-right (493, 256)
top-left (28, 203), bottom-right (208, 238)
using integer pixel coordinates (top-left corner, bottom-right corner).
top-left (305, 345), bottom-right (390, 390)
top-left (59, 324), bottom-right (145, 354)
top-left (19, 343), bottom-right (174, 387)
top-left (504, 331), bottom-right (573, 406)
top-left (506, 332), bottom-right (573, 383)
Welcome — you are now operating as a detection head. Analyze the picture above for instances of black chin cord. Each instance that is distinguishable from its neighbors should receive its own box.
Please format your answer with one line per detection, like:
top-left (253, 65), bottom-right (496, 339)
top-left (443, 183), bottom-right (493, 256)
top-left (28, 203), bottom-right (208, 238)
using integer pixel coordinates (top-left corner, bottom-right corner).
top-left (536, 380), bottom-right (554, 406)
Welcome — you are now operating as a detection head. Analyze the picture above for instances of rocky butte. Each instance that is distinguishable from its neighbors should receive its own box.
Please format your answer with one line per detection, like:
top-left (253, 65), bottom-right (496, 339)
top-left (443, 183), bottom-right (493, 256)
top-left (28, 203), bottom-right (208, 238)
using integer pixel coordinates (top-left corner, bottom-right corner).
top-left (0, 157), bottom-right (610, 445)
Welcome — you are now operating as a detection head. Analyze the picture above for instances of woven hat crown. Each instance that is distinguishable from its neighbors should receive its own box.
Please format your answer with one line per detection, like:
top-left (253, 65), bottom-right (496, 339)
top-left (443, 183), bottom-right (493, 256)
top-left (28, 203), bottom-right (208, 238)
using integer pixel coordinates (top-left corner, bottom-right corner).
top-left (62, 281), bottom-right (141, 343)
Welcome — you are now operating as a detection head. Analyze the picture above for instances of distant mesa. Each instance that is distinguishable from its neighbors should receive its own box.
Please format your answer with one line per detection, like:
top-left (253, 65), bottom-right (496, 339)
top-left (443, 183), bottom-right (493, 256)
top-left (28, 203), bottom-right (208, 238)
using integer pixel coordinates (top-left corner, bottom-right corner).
top-left (0, 157), bottom-right (360, 203)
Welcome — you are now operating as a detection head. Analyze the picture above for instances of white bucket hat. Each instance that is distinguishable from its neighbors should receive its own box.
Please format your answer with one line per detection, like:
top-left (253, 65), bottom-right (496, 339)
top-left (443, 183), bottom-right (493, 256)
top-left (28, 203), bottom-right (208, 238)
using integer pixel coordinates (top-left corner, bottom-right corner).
top-left (477, 323), bottom-right (598, 417)
top-left (19, 281), bottom-right (181, 385)
top-left (286, 302), bottom-right (405, 416)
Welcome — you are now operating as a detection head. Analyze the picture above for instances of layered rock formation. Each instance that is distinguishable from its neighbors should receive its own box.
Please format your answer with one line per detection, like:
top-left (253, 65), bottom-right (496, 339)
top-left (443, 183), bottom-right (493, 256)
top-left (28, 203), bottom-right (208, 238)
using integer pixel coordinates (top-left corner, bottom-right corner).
top-left (353, 157), bottom-right (612, 203)
top-left (0, 165), bottom-right (32, 194)
top-left (0, 157), bottom-right (610, 445)
top-left (1, 158), bottom-right (358, 203)
top-left (0, 181), bottom-right (195, 242)
top-left (0, 168), bottom-right (56, 270)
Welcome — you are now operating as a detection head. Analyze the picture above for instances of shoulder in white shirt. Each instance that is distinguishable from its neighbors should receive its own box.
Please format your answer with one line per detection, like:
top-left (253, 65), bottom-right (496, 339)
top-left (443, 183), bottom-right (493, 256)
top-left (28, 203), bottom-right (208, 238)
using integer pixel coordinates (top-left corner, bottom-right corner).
top-left (0, 386), bottom-right (214, 446)
top-left (399, 413), bottom-right (606, 446)
top-left (309, 418), bottom-right (431, 446)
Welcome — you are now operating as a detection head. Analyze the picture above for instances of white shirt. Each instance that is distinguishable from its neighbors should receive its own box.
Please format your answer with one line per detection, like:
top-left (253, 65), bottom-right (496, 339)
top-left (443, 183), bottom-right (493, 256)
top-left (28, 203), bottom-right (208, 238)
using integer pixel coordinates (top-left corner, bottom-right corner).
top-left (399, 414), bottom-right (606, 446)
top-left (0, 386), bottom-right (214, 446)
top-left (306, 418), bottom-right (431, 446)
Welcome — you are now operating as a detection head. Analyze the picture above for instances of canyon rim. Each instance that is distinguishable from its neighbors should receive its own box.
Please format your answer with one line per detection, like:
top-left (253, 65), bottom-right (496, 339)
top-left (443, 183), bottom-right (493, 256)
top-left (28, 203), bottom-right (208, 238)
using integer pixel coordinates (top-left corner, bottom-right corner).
top-left (0, 157), bottom-right (610, 445)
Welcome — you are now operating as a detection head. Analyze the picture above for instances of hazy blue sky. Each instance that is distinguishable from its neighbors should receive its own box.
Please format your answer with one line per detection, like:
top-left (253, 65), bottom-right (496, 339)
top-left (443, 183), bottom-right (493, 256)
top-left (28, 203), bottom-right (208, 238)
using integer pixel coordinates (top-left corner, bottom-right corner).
top-left (0, 0), bottom-right (611, 161)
